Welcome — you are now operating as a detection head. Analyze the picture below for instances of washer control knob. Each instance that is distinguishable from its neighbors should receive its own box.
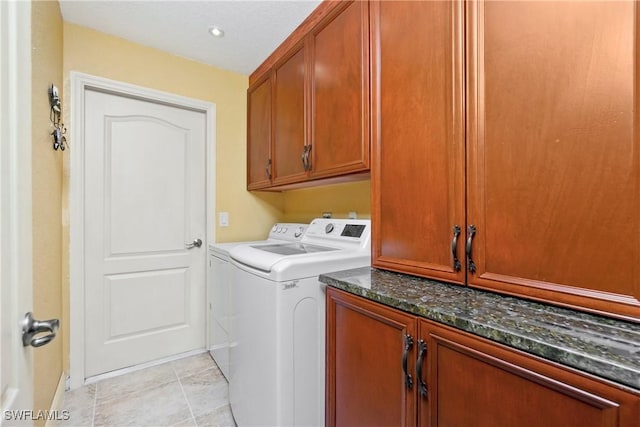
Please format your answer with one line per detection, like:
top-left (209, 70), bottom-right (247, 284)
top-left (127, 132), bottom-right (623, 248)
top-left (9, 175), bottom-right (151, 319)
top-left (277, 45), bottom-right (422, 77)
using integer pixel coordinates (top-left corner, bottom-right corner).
top-left (325, 223), bottom-right (335, 234)
top-left (282, 227), bottom-right (288, 233)
top-left (294, 227), bottom-right (304, 238)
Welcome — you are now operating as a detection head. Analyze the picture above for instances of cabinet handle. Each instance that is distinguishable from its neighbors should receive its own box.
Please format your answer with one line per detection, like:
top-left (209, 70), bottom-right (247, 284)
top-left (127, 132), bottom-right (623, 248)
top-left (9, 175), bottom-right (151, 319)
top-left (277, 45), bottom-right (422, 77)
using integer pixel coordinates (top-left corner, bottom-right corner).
top-left (402, 334), bottom-right (414, 389)
top-left (466, 224), bottom-right (477, 273)
top-left (265, 158), bottom-right (272, 180)
top-left (451, 225), bottom-right (461, 272)
top-left (301, 148), bottom-right (307, 170)
top-left (416, 339), bottom-right (428, 398)
top-left (306, 144), bottom-right (312, 171)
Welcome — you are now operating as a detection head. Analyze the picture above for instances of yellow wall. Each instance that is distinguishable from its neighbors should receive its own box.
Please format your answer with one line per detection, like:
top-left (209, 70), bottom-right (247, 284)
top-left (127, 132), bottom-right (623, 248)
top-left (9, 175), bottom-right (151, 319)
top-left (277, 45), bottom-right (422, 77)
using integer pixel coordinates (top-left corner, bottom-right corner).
top-left (282, 180), bottom-right (371, 223)
top-left (31, 0), bottom-right (64, 420)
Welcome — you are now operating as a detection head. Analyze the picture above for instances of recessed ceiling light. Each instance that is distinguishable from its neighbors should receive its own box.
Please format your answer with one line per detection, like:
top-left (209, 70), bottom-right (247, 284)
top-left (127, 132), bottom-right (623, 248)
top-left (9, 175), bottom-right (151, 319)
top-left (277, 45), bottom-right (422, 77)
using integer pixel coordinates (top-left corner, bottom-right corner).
top-left (208, 26), bottom-right (225, 38)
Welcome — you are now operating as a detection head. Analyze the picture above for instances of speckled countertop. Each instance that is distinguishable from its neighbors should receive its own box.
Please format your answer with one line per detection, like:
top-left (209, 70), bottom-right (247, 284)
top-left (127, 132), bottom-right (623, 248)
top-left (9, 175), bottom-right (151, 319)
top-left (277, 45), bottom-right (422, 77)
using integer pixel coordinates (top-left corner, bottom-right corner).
top-left (319, 267), bottom-right (640, 391)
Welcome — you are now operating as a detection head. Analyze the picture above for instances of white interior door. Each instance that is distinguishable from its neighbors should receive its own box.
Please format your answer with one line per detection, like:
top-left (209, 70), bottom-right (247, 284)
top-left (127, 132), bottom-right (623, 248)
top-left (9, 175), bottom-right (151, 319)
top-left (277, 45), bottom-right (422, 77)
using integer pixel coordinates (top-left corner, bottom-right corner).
top-left (1, 0), bottom-right (34, 421)
top-left (84, 89), bottom-right (206, 378)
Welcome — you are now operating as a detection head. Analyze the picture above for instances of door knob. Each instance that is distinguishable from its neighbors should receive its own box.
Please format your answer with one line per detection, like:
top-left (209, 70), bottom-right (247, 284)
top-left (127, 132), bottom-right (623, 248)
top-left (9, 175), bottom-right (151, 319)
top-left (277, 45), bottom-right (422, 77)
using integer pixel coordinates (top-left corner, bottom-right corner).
top-left (186, 238), bottom-right (202, 249)
top-left (22, 312), bottom-right (59, 348)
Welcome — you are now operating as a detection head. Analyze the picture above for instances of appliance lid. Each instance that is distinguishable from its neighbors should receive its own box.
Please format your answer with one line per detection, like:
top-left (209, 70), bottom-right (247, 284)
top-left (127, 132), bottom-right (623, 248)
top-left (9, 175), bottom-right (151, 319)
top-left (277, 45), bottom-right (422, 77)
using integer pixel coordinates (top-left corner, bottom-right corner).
top-left (230, 242), bottom-right (341, 272)
top-left (249, 242), bottom-right (337, 256)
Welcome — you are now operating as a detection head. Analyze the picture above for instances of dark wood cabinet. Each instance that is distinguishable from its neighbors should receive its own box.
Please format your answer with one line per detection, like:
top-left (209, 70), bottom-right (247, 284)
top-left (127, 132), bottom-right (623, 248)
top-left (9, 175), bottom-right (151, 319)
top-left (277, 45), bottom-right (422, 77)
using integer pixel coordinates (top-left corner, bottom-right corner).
top-left (272, 43), bottom-right (307, 186)
top-left (420, 319), bottom-right (640, 427)
top-left (465, 0), bottom-right (640, 320)
top-left (326, 287), bottom-right (416, 427)
top-left (247, 74), bottom-right (272, 190)
top-left (372, 0), bottom-right (640, 320)
top-left (371, 0), bottom-right (465, 285)
top-left (309, 0), bottom-right (370, 179)
top-left (326, 287), bottom-right (640, 427)
top-left (246, 0), bottom-right (370, 191)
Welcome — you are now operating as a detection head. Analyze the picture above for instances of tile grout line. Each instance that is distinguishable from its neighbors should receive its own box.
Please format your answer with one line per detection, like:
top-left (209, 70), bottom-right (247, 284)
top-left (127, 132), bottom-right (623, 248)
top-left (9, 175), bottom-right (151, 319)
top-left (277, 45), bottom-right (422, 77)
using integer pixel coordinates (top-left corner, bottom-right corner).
top-left (174, 364), bottom-right (198, 427)
top-left (91, 383), bottom-right (98, 427)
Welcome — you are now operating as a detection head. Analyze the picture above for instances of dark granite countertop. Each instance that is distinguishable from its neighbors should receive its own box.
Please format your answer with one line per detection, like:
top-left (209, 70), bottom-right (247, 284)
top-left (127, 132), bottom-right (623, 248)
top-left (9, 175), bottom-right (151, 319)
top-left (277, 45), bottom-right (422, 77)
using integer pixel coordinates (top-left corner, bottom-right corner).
top-left (319, 267), bottom-right (640, 391)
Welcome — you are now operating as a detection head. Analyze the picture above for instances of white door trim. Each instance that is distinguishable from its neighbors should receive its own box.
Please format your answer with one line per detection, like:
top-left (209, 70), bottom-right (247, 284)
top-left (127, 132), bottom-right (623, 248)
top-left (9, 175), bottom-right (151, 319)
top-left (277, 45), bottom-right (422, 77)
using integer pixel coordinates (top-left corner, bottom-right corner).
top-left (0, 0), bottom-right (33, 415)
top-left (69, 72), bottom-right (216, 389)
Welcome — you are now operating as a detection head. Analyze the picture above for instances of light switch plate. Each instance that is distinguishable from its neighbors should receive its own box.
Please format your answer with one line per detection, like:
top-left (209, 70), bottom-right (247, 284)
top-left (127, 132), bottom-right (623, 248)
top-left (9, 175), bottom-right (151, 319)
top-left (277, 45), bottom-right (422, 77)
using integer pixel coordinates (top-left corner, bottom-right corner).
top-left (219, 212), bottom-right (229, 227)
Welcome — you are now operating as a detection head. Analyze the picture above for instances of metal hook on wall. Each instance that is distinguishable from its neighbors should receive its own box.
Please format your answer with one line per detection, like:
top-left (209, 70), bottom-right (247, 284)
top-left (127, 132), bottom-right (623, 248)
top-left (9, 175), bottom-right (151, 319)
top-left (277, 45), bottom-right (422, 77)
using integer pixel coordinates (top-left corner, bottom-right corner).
top-left (48, 84), bottom-right (67, 151)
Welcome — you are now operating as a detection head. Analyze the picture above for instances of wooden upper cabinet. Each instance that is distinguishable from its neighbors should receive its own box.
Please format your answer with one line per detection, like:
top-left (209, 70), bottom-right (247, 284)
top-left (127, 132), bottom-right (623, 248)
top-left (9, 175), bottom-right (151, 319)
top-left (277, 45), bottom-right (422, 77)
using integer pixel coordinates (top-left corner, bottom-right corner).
top-left (371, 0), bottom-right (465, 284)
top-left (272, 44), bottom-right (308, 186)
top-left (309, 0), bottom-right (370, 179)
top-left (326, 287), bottom-right (417, 427)
top-left (421, 319), bottom-right (640, 427)
top-left (247, 74), bottom-right (272, 190)
top-left (466, 1), bottom-right (640, 319)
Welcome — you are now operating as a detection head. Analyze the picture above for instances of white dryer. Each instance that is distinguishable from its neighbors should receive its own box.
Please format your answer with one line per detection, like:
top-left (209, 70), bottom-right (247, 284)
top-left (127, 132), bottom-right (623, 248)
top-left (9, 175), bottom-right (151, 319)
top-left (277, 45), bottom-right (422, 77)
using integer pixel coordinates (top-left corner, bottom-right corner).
top-left (207, 223), bottom-right (307, 380)
top-left (229, 218), bottom-right (371, 427)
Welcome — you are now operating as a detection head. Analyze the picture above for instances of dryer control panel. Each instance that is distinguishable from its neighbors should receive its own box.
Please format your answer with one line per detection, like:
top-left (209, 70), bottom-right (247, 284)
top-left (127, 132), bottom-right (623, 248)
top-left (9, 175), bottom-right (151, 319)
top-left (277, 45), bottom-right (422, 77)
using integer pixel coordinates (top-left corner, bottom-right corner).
top-left (302, 218), bottom-right (371, 250)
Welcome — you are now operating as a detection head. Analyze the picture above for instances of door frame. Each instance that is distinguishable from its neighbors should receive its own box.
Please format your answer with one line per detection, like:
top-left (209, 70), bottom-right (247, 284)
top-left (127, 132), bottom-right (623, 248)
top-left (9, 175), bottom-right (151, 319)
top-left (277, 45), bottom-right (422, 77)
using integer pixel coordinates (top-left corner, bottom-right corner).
top-left (69, 72), bottom-right (216, 389)
top-left (0, 0), bottom-right (34, 415)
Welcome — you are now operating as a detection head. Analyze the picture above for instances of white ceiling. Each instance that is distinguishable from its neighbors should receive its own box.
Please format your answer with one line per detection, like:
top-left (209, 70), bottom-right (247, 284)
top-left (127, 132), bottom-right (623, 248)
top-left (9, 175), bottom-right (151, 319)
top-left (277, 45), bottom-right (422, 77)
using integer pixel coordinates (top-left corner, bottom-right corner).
top-left (59, 0), bottom-right (322, 76)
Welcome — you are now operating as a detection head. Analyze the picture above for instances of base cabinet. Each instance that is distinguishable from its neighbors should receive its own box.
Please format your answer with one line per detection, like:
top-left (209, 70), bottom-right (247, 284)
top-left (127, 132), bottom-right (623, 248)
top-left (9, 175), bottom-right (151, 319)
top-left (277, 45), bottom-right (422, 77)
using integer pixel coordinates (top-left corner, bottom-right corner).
top-left (326, 287), bottom-right (416, 427)
top-left (326, 287), bottom-right (640, 427)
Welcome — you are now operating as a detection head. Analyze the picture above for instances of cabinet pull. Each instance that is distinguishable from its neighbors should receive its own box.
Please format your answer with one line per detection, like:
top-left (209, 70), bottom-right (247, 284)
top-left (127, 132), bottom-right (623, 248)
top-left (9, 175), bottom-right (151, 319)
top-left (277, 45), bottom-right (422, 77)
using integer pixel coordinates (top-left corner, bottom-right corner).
top-left (416, 339), bottom-right (427, 398)
top-left (301, 147), bottom-right (307, 171)
top-left (451, 225), bottom-right (461, 272)
top-left (265, 158), bottom-right (272, 180)
top-left (466, 224), bottom-right (477, 273)
top-left (402, 334), bottom-right (414, 389)
top-left (301, 145), bottom-right (312, 171)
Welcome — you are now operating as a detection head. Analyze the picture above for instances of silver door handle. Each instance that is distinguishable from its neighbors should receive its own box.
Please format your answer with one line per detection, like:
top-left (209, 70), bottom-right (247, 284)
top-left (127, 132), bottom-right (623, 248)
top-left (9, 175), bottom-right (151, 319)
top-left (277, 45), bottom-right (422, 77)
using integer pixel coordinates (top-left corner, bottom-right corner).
top-left (22, 312), bottom-right (59, 347)
top-left (186, 238), bottom-right (202, 249)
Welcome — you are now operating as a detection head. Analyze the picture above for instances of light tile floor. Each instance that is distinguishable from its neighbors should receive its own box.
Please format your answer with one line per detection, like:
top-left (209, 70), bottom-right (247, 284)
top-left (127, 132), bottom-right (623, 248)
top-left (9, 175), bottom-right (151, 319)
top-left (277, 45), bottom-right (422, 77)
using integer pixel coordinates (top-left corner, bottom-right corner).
top-left (61, 353), bottom-right (236, 427)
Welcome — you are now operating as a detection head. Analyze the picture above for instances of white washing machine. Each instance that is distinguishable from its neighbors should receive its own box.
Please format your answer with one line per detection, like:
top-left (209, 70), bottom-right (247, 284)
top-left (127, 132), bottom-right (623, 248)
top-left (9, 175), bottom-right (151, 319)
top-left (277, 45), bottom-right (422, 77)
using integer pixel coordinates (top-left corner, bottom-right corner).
top-left (229, 218), bottom-right (371, 427)
top-left (207, 223), bottom-right (307, 380)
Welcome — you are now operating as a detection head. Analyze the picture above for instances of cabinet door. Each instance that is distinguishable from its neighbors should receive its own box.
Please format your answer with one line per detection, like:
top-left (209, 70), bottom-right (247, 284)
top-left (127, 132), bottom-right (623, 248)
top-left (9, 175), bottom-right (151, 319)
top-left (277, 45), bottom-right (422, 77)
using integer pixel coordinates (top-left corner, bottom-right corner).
top-left (466, 1), bottom-right (640, 319)
top-left (272, 44), bottom-right (308, 186)
top-left (247, 74), bottom-right (272, 190)
top-left (326, 288), bottom-right (417, 427)
top-left (419, 320), bottom-right (640, 427)
top-left (371, 0), bottom-right (465, 284)
top-left (309, 0), bottom-right (369, 179)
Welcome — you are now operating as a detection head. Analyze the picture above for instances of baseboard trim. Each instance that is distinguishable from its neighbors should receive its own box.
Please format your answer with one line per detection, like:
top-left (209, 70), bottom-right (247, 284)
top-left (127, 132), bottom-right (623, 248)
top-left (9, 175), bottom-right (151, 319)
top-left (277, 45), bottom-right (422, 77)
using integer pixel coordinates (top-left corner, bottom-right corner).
top-left (44, 373), bottom-right (66, 427)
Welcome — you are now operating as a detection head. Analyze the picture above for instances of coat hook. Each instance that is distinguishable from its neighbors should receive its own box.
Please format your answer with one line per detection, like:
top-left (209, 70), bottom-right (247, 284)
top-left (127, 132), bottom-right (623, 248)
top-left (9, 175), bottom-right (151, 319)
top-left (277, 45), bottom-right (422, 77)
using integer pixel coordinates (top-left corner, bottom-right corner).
top-left (48, 84), bottom-right (67, 151)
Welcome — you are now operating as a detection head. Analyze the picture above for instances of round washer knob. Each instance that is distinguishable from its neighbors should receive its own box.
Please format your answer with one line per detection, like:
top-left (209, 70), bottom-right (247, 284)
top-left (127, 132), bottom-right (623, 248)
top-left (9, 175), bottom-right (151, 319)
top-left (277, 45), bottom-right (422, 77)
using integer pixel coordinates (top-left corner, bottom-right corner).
top-left (294, 227), bottom-right (304, 238)
top-left (325, 223), bottom-right (335, 234)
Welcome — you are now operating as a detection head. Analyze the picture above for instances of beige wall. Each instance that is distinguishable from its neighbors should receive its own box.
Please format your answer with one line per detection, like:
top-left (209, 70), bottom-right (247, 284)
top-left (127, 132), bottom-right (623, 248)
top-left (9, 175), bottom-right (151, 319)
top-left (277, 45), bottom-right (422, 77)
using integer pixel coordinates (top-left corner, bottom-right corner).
top-left (31, 0), bottom-right (64, 421)
top-left (282, 180), bottom-right (371, 223)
